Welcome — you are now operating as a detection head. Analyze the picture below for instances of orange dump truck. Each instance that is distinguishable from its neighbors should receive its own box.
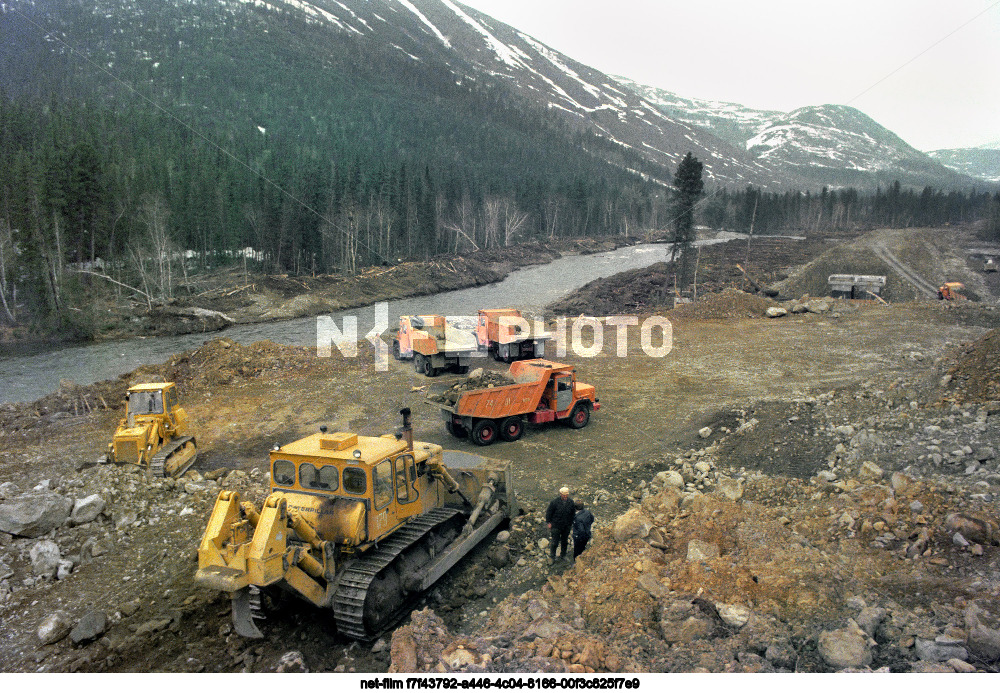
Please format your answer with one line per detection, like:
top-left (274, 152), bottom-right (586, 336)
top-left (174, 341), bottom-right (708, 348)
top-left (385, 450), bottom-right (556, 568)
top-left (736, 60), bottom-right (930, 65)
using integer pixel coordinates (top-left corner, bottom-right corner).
top-left (476, 309), bottom-right (550, 362)
top-left (392, 315), bottom-right (477, 376)
top-left (429, 359), bottom-right (599, 446)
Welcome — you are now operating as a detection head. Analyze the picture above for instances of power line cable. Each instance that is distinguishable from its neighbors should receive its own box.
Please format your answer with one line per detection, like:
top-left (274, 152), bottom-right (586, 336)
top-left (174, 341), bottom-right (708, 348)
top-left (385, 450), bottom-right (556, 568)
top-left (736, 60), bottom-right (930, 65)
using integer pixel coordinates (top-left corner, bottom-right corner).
top-left (846, 0), bottom-right (1000, 106)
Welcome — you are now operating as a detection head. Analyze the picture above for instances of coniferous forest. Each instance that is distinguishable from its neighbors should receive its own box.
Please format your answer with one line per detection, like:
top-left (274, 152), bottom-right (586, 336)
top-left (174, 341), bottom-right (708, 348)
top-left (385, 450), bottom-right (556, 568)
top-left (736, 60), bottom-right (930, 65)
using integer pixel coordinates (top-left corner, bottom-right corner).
top-left (0, 0), bottom-right (998, 337)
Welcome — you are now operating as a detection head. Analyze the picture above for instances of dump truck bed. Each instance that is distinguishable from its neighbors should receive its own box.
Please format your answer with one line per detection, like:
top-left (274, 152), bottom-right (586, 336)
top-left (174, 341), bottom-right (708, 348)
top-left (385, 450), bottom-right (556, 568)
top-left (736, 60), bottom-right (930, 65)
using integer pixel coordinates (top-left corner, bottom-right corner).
top-left (447, 378), bottom-right (547, 419)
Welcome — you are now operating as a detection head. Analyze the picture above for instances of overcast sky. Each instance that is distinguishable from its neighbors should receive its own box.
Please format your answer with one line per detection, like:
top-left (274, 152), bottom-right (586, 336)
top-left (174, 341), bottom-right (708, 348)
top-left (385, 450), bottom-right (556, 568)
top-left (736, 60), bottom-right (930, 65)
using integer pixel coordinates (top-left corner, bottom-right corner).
top-left (458, 0), bottom-right (1000, 152)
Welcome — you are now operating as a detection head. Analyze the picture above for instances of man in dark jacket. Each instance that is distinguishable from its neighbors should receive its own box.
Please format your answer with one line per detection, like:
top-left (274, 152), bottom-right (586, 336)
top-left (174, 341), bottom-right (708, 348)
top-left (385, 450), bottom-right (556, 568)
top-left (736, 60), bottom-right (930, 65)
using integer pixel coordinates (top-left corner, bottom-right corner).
top-left (545, 486), bottom-right (575, 563)
top-left (572, 501), bottom-right (594, 560)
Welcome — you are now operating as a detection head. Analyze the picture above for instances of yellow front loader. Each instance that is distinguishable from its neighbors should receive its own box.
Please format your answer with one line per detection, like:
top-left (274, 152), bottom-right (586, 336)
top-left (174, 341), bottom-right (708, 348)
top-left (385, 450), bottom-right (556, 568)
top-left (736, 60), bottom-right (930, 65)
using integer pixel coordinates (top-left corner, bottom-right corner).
top-left (196, 409), bottom-right (516, 640)
top-left (103, 382), bottom-right (198, 478)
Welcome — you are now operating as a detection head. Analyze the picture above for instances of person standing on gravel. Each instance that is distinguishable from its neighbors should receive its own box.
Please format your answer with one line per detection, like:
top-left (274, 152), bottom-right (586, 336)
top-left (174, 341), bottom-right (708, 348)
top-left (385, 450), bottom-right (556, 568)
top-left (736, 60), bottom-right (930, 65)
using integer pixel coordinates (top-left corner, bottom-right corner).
top-left (572, 500), bottom-right (594, 561)
top-left (546, 486), bottom-right (575, 563)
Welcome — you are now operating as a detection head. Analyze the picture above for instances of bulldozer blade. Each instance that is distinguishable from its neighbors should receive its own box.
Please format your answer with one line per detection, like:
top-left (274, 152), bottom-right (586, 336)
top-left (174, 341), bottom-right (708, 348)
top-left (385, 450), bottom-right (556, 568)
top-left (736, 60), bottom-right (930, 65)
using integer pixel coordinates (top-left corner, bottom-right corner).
top-left (231, 587), bottom-right (264, 639)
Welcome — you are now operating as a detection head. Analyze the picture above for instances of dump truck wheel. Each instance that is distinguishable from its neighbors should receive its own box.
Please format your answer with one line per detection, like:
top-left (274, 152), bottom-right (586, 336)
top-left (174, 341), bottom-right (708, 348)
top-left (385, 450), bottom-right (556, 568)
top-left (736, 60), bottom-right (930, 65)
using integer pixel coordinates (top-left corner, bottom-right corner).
top-left (446, 421), bottom-right (468, 439)
top-left (567, 403), bottom-right (590, 429)
top-left (392, 340), bottom-right (401, 360)
top-left (423, 359), bottom-right (436, 377)
top-left (414, 353), bottom-right (425, 373)
top-left (500, 416), bottom-right (524, 442)
top-left (471, 419), bottom-right (498, 446)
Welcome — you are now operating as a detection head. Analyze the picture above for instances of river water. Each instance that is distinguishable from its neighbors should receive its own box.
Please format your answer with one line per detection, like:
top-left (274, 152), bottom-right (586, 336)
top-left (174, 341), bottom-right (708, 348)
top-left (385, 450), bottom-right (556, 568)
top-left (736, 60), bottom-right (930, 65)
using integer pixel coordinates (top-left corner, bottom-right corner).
top-left (0, 241), bottom-right (714, 404)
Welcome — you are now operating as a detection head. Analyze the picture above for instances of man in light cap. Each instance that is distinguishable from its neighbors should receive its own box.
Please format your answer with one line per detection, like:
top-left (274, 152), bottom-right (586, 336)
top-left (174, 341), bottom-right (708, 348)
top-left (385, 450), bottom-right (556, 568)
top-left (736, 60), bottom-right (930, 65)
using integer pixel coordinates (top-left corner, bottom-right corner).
top-left (545, 486), bottom-right (575, 563)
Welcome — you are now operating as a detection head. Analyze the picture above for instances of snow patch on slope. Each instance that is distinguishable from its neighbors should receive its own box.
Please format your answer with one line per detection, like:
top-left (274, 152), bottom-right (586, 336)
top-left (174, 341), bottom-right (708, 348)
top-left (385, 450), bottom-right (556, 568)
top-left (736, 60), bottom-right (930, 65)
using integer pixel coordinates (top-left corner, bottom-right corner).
top-left (519, 34), bottom-right (605, 101)
top-left (397, 0), bottom-right (451, 48)
top-left (440, 0), bottom-right (525, 68)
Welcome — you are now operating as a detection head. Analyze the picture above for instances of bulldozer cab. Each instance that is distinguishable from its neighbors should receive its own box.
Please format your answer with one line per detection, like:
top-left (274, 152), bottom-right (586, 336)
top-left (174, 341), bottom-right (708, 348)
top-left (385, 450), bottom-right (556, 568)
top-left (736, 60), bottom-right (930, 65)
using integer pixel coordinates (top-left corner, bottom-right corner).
top-left (269, 432), bottom-right (429, 549)
top-left (125, 383), bottom-right (177, 427)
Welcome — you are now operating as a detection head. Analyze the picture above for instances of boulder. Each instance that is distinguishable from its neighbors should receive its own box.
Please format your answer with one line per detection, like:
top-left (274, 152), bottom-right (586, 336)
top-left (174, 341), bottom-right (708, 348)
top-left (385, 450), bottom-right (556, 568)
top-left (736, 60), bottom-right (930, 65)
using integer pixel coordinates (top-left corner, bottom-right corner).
top-left (657, 470), bottom-right (685, 489)
top-left (914, 637), bottom-right (968, 662)
top-left (70, 611), bottom-right (108, 645)
top-left (686, 539), bottom-right (720, 562)
top-left (716, 603), bottom-right (750, 628)
top-left (765, 640), bottom-right (797, 669)
top-left (817, 628), bottom-right (872, 669)
top-left (890, 472), bottom-right (912, 494)
top-left (389, 628), bottom-right (419, 673)
top-left (611, 507), bottom-right (652, 542)
top-left (0, 492), bottom-right (73, 538)
top-left (442, 645), bottom-right (480, 670)
top-left (716, 477), bottom-right (744, 502)
top-left (965, 605), bottom-right (1000, 662)
top-left (0, 481), bottom-right (20, 500)
top-left (944, 513), bottom-right (997, 546)
top-left (637, 573), bottom-right (670, 600)
top-left (29, 540), bottom-right (62, 578)
top-left (858, 461), bottom-right (884, 481)
top-left (71, 494), bottom-right (105, 525)
top-left (765, 306), bottom-right (787, 318)
top-left (275, 650), bottom-right (309, 673)
top-left (56, 559), bottom-right (74, 580)
top-left (855, 607), bottom-right (886, 637)
top-left (967, 624), bottom-right (1000, 662)
top-left (38, 611), bottom-right (73, 645)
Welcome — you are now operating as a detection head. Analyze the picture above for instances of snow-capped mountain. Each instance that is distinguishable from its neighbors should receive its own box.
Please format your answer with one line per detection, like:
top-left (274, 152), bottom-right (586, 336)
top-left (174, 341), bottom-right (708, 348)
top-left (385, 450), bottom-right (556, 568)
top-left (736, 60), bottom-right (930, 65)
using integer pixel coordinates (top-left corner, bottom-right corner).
top-left (1, 0), bottom-right (990, 191)
top-left (240, 0), bottom-right (774, 187)
top-left (927, 147), bottom-right (1000, 184)
top-left (614, 77), bottom-right (983, 191)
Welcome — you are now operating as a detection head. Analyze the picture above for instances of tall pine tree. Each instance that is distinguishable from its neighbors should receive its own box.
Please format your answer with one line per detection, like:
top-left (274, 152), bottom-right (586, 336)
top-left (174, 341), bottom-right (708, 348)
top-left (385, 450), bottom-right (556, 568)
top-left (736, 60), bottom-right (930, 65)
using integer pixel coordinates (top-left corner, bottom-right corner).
top-left (671, 152), bottom-right (704, 291)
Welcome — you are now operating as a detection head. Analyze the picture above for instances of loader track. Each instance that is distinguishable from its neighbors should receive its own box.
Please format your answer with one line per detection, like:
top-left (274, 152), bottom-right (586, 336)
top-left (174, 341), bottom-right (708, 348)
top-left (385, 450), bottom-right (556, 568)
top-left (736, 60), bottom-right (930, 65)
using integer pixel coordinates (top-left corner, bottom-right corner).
top-left (149, 435), bottom-right (195, 478)
top-left (332, 507), bottom-right (462, 641)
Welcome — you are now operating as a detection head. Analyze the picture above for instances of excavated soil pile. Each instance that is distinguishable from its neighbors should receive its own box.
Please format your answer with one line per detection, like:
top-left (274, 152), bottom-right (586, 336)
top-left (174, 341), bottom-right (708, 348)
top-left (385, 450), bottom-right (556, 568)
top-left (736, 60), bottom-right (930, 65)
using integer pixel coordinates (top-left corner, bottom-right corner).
top-left (547, 238), bottom-right (826, 316)
top-left (669, 289), bottom-right (778, 320)
top-left (941, 329), bottom-right (1000, 404)
top-left (427, 371), bottom-right (517, 406)
top-left (548, 262), bottom-right (675, 315)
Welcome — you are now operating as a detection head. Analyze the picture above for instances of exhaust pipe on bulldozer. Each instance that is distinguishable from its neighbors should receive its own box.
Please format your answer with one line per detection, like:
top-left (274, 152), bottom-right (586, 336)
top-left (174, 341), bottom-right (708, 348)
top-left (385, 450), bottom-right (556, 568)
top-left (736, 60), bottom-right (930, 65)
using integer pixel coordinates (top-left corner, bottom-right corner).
top-left (400, 407), bottom-right (414, 451)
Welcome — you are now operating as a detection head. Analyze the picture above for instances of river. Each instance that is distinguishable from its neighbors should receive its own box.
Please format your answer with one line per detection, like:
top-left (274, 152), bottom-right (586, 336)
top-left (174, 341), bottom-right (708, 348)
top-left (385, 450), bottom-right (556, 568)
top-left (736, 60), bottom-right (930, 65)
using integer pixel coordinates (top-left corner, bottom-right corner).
top-left (0, 241), bottom-right (719, 404)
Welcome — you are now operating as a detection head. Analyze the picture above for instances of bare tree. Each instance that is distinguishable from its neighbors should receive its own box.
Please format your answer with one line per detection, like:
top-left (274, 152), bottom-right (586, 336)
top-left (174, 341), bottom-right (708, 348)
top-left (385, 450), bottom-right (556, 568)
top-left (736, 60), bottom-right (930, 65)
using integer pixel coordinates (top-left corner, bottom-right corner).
top-left (0, 217), bottom-right (17, 325)
top-left (543, 199), bottom-right (561, 239)
top-left (502, 200), bottom-right (529, 246)
top-left (482, 197), bottom-right (502, 249)
top-left (138, 196), bottom-right (173, 300)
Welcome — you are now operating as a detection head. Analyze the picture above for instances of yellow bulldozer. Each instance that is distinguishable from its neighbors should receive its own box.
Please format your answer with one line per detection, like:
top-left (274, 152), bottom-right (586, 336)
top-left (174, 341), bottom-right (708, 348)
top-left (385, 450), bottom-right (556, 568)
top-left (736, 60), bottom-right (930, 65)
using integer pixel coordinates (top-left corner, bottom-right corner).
top-left (195, 408), bottom-right (517, 640)
top-left (102, 382), bottom-right (198, 478)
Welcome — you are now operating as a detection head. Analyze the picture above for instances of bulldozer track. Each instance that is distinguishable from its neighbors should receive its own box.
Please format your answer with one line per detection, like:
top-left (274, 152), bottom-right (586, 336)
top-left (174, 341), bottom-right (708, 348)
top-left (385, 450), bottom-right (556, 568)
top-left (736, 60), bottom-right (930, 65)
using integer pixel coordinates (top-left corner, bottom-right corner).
top-left (149, 435), bottom-right (196, 478)
top-left (871, 243), bottom-right (938, 298)
top-left (332, 507), bottom-right (462, 641)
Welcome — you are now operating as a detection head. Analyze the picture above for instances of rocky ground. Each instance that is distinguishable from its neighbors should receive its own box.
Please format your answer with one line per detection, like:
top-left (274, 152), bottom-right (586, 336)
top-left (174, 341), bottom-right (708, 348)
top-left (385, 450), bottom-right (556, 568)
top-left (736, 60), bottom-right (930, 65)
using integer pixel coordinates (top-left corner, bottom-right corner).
top-left (1, 227), bottom-right (1000, 674)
